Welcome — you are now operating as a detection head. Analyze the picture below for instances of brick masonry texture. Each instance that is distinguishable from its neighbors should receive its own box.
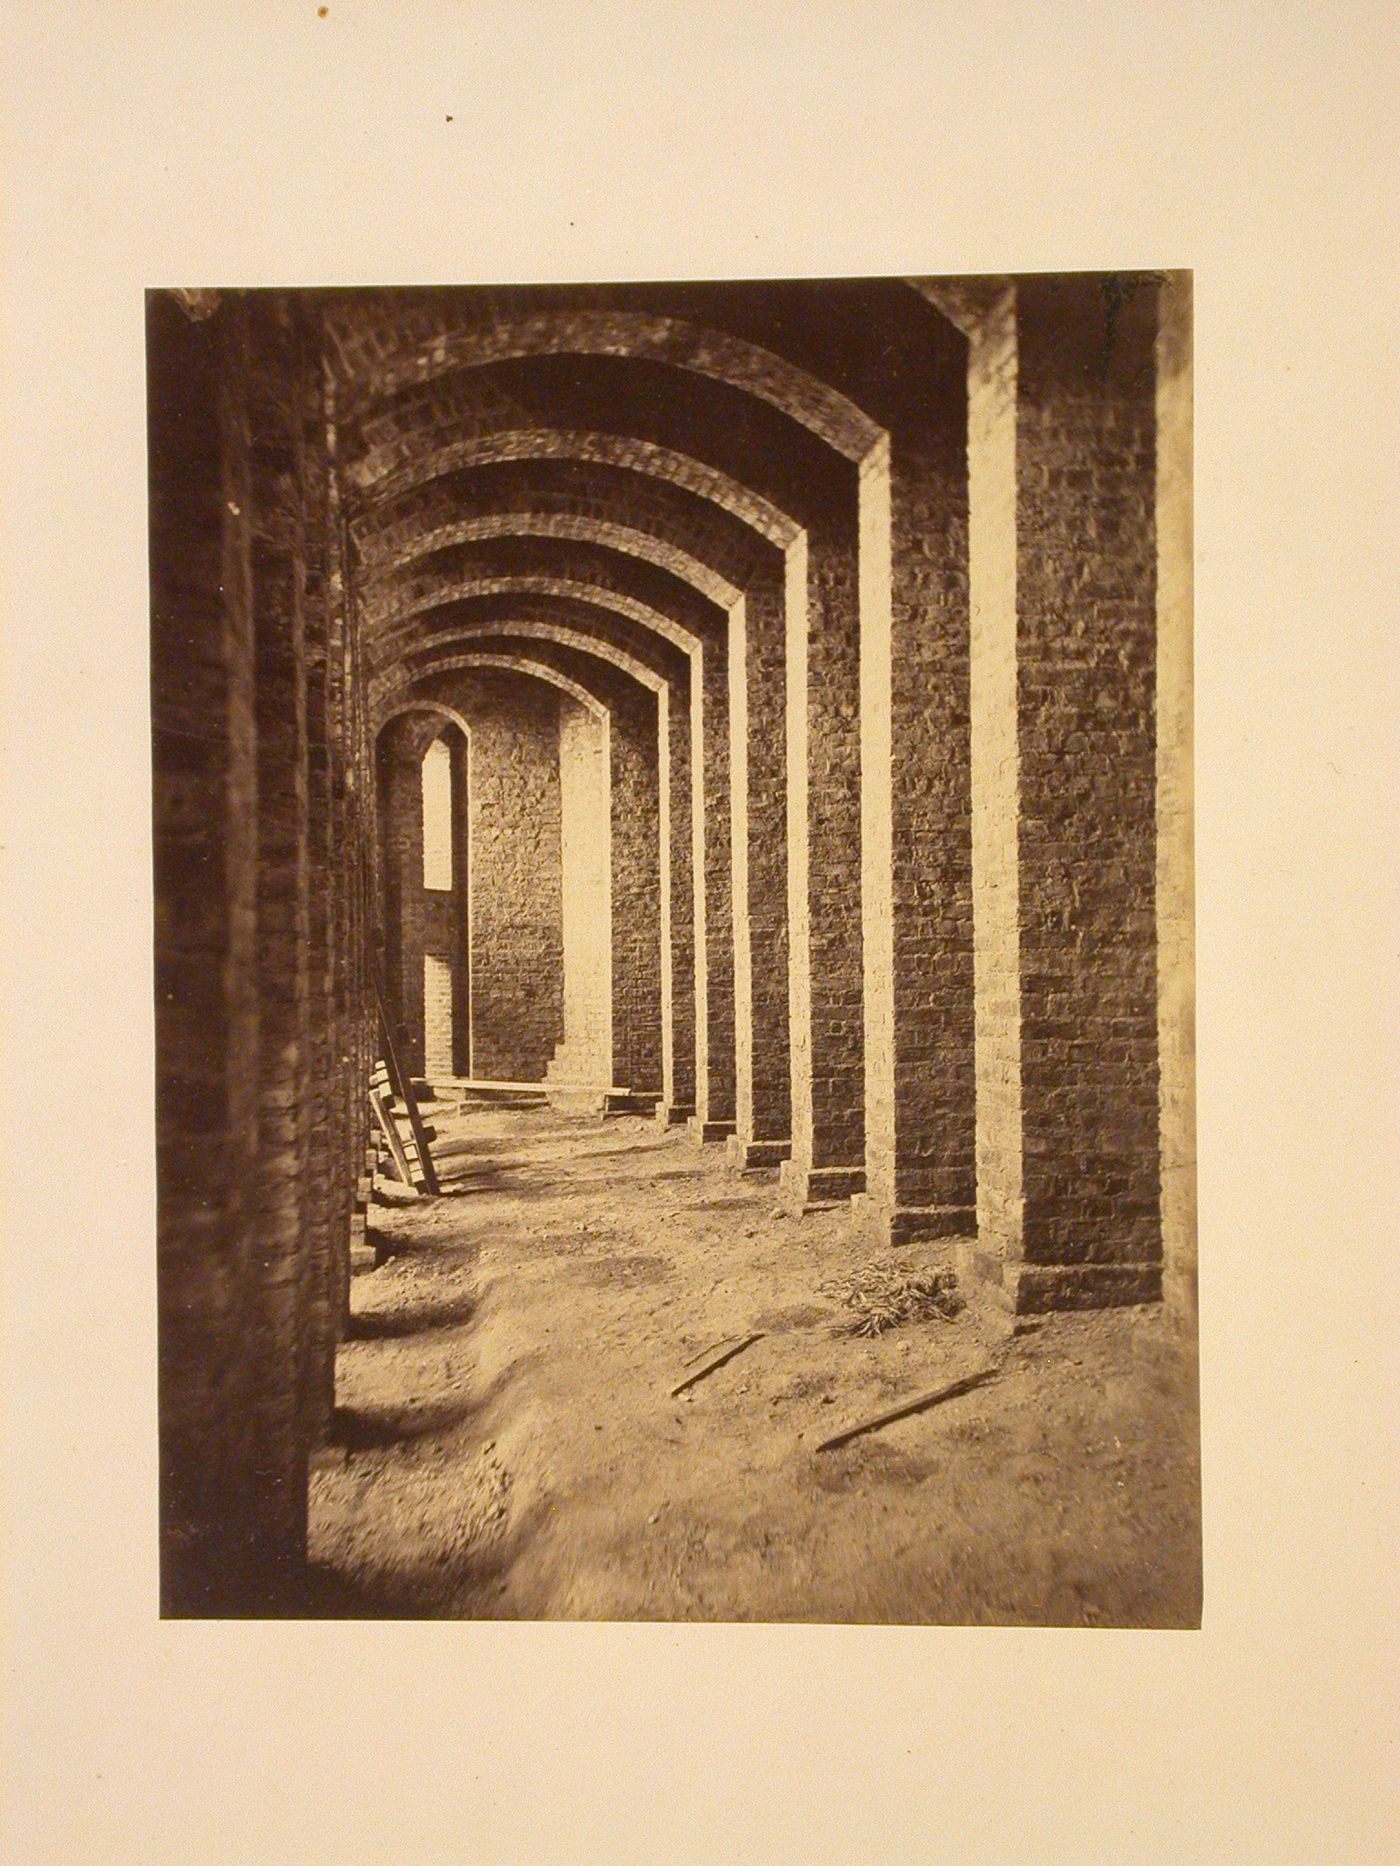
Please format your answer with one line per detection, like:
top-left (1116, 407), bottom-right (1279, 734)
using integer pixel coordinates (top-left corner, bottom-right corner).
top-left (150, 295), bottom-right (263, 1616)
top-left (963, 285), bottom-right (1026, 1255)
top-left (730, 556), bottom-right (791, 1151)
top-left (783, 500), bottom-right (868, 1200)
top-left (377, 711), bottom-right (472, 1079)
top-left (557, 694), bottom-right (612, 1079)
top-left (417, 667), bottom-right (566, 1082)
top-left (151, 290), bottom-right (375, 1614)
top-left (388, 636), bottom-right (665, 1097)
top-left (1014, 276), bottom-right (1162, 1284)
top-left (150, 275), bottom-right (1193, 1612)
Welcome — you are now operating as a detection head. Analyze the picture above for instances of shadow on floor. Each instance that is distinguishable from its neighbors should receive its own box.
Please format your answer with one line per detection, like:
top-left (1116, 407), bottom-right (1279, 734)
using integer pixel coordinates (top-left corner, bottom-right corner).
top-left (347, 1291), bottom-right (478, 1340)
top-left (330, 1394), bottom-right (482, 1451)
top-left (329, 1343), bottom-right (534, 1455)
top-left (299, 1498), bottom-right (548, 1620)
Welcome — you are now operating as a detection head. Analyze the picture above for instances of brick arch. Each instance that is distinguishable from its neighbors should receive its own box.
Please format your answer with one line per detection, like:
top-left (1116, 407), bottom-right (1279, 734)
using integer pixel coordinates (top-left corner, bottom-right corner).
top-left (377, 697), bottom-right (475, 744)
top-left (351, 454), bottom-right (783, 595)
top-left (326, 305), bottom-right (883, 463)
top-left (349, 428), bottom-right (799, 550)
top-left (358, 511), bottom-right (741, 611)
top-left (387, 613), bottom-right (712, 1123)
top-left (341, 349), bottom-right (853, 539)
top-left (367, 577), bottom-right (701, 675)
top-left (381, 618), bottom-right (666, 697)
top-left (374, 650), bottom-right (609, 729)
top-left (402, 641), bottom-right (672, 1107)
top-left (373, 702), bottom-right (474, 1083)
top-left (362, 521), bottom-right (739, 1138)
top-left (363, 555), bottom-right (709, 654)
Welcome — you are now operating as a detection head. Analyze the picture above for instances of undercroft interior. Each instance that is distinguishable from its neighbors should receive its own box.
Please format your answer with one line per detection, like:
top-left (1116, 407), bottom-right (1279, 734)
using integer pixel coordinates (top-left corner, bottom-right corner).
top-left (309, 1100), bottom-right (1199, 1625)
top-left (149, 272), bottom-right (1198, 1621)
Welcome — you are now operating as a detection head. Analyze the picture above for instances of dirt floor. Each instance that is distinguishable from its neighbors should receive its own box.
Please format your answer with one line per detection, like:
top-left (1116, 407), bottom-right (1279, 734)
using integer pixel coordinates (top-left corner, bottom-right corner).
top-left (307, 1103), bottom-right (1202, 1625)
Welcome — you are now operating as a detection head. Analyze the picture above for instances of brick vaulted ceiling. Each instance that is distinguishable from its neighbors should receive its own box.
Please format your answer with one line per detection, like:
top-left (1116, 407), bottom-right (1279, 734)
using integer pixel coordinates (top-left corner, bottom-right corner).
top-left (323, 280), bottom-right (964, 724)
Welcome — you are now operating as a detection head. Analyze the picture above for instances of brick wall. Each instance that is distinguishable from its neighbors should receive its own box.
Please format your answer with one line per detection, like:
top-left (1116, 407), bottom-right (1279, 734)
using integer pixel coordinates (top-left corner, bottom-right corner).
top-left (730, 551), bottom-right (791, 1161)
top-left (425, 668), bottom-right (565, 1080)
top-left (1012, 275), bottom-right (1163, 1305)
top-left (150, 294), bottom-right (263, 1614)
top-left (401, 636), bottom-right (665, 1098)
top-left (151, 289), bottom-right (372, 1614)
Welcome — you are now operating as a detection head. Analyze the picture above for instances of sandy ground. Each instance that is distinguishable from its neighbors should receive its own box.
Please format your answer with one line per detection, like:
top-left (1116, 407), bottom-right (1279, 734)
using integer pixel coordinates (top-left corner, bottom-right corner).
top-left (307, 1104), bottom-right (1201, 1625)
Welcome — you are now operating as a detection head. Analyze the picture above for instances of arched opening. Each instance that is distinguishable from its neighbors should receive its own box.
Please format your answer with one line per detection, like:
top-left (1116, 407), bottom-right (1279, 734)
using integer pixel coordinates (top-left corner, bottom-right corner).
top-left (376, 711), bottom-right (471, 1082)
top-left (419, 729), bottom-right (470, 1079)
top-left (381, 655), bottom-right (632, 1095)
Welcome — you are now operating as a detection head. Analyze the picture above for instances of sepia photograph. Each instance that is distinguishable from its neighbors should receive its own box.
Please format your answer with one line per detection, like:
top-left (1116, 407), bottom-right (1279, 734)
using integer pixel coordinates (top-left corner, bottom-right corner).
top-left (6, 1), bottom-right (1395, 1860)
top-left (150, 273), bottom-right (1200, 1624)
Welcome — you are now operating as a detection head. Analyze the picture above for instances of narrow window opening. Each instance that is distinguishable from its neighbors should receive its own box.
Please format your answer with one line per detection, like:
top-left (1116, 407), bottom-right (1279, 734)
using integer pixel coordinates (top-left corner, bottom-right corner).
top-left (422, 735), bottom-right (453, 890)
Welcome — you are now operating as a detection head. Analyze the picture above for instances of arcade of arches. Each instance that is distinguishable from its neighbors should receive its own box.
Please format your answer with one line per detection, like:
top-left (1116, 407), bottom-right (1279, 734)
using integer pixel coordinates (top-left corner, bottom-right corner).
top-left (150, 274), bottom-right (1195, 1615)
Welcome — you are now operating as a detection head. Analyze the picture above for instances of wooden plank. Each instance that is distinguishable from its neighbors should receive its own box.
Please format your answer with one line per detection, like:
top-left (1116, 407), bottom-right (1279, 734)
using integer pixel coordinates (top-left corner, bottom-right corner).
top-left (669, 1333), bottom-right (765, 1398)
top-left (679, 1332), bottom-right (742, 1369)
top-left (369, 1086), bottom-right (414, 1185)
top-left (812, 1367), bottom-right (998, 1453)
top-left (371, 969), bottom-right (440, 1194)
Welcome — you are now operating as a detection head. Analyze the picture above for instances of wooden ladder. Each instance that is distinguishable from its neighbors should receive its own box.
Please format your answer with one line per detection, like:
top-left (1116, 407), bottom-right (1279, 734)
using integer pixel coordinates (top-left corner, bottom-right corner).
top-left (368, 966), bottom-right (441, 1195)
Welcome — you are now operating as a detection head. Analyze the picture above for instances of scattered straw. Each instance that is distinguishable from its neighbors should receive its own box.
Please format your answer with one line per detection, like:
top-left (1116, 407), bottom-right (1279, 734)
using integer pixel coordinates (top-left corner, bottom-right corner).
top-left (822, 1261), bottom-right (965, 1337)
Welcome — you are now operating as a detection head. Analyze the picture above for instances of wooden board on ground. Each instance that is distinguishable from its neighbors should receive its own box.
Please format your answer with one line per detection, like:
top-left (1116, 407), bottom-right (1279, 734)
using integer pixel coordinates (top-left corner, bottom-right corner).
top-left (669, 1333), bottom-right (765, 1398)
top-left (812, 1366), bottom-right (999, 1453)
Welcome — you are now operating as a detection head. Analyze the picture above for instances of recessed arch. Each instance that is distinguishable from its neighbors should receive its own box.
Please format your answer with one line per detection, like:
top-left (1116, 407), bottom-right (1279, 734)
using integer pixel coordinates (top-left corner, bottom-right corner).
top-left (383, 618), bottom-right (667, 696)
top-left (377, 650), bottom-right (609, 726)
top-left (377, 696), bottom-right (476, 742)
top-left (349, 428), bottom-right (800, 549)
top-left (366, 574), bottom-right (702, 662)
top-left (350, 452), bottom-right (787, 616)
top-left (358, 511), bottom-right (743, 611)
top-left (374, 701), bottom-right (475, 1082)
top-left (329, 307), bottom-right (884, 462)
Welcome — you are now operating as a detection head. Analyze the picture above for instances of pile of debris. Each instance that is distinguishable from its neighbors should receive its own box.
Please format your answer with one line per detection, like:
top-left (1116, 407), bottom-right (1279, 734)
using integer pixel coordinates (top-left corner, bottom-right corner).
top-left (823, 1261), bottom-right (965, 1337)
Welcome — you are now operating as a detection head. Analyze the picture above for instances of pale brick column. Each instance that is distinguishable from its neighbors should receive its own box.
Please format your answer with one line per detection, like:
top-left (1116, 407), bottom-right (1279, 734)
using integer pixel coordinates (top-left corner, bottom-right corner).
top-left (959, 274), bottom-right (1165, 1312)
top-left (858, 313), bottom-right (978, 1249)
top-left (963, 285), bottom-right (1025, 1271)
top-left (558, 697), bottom-right (613, 1084)
top-left (377, 723), bottom-right (428, 1076)
top-left (605, 681), bottom-right (664, 1100)
top-left (690, 625), bottom-right (737, 1142)
top-left (657, 659), bottom-right (697, 1123)
top-left (728, 550), bottom-right (793, 1170)
top-left (780, 497), bottom-right (868, 1209)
